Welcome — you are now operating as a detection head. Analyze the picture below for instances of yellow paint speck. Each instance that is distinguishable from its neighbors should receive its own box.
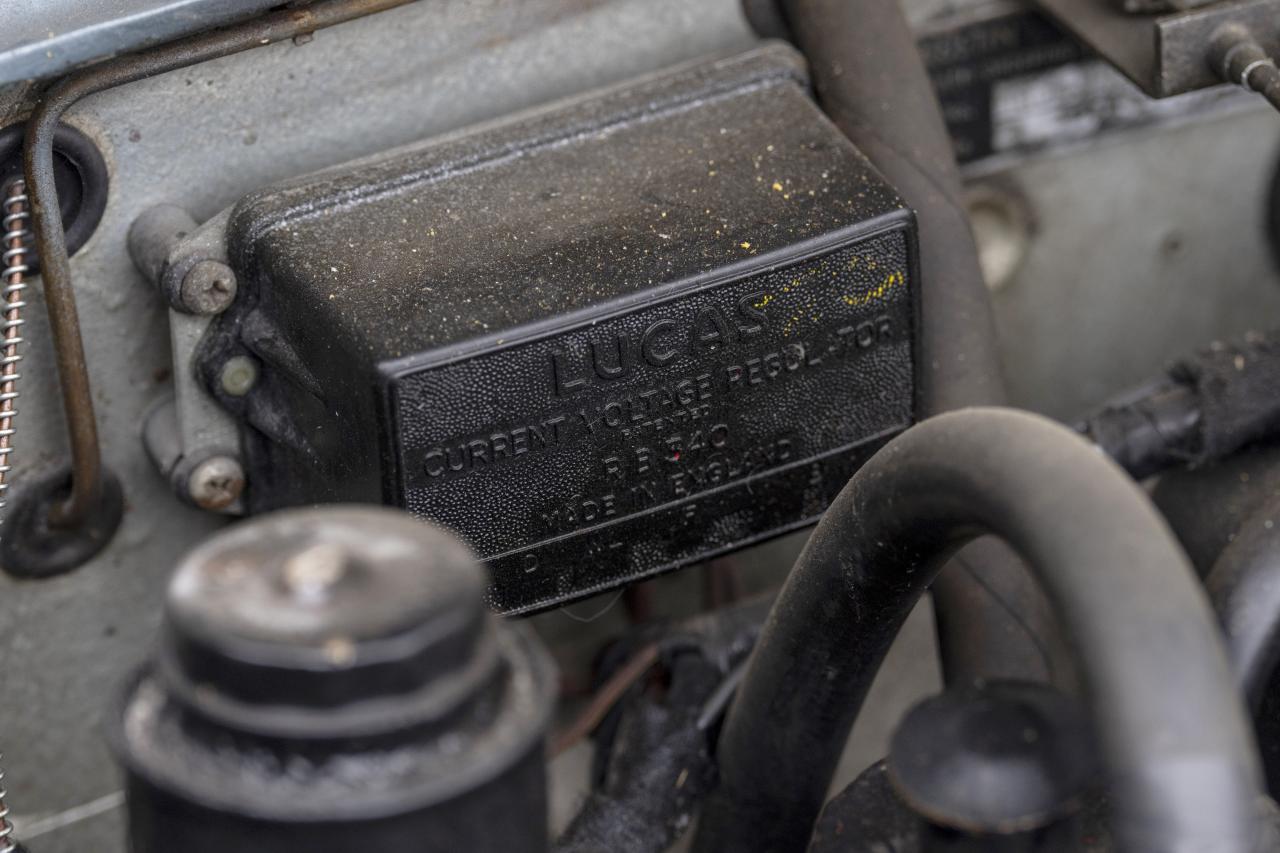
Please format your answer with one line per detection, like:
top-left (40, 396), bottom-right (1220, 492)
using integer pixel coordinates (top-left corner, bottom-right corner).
top-left (740, 241), bottom-right (752, 250)
top-left (772, 181), bottom-right (784, 192)
top-left (841, 271), bottom-right (905, 308)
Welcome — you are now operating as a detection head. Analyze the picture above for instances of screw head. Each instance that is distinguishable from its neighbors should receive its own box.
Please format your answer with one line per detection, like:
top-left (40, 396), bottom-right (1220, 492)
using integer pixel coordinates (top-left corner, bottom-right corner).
top-left (180, 259), bottom-right (238, 314)
top-left (188, 456), bottom-right (246, 511)
top-left (219, 355), bottom-right (258, 397)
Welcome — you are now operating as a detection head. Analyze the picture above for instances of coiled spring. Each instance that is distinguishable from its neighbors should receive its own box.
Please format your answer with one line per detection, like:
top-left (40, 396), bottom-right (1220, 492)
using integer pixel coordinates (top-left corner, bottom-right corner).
top-left (0, 753), bottom-right (16, 853)
top-left (0, 186), bottom-right (30, 853)
top-left (0, 179), bottom-right (29, 523)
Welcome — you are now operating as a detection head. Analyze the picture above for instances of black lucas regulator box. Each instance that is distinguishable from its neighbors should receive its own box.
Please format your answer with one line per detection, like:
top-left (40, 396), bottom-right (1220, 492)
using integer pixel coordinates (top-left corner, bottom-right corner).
top-left (215, 43), bottom-right (918, 614)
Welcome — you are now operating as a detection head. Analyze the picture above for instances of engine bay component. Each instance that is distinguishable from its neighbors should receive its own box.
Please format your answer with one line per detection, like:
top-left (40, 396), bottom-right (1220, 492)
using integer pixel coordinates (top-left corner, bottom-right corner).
top-left (885, 681), bottom-right (1097, 849)
top-left (698, 408), bottom-right (1266, 853)
top-left (129, 204), bottom-right (238, 316)
top-left (1148, 431), bottom-right (1280, 800)
top-left (0, 752), bottom-right (21, 853)
top-left (111, 505), bottom-right (556, 853)
top-left (1211, 493), bottom-right (1280, 711)
top-left (0, 463), bottom-right (125, 579)
top-left (0, 123), bottom-right (107, 276)
top-left (0, 180), bottom-right (29, 521)
top-left (777, 0), bottom-right (1068, 690)
top-left (10, 0), bottom-right (1280, 847)
top-left (9, 0), bottom-right (419, 581)
top-left (1032, 0), bottom-right (1280, 98)
top-left (1211, 24), bottom-right (1280, 111)
top-left (0, 0), bottom-right (290, 85)
top-left (553, 595), bottom-right (771, 853)
top-left (811, 680), bottom-right (1103, 852)
top-left (206, 45), bottom-right (918, 613)
top-left (1078, 328), bottom-right (1280, 480)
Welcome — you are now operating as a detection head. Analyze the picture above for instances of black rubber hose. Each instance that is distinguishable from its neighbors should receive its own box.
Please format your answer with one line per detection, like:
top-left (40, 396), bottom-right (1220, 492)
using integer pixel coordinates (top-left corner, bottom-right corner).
top-left (1076, 380), bottom-right (1201, 481)
top-left (1078, 330), bottom-right (1280, 482)
top-left (777, 0), bottom-right (1000, 412)
top-left (1209, 495), bottom-right (1280, 713)
top-left (693, 408), bottom-right (1264, 852)
top-left (1171, 465), bottom-right (1280, 797)
top-left (776, 0), bottom-right (1063, 687)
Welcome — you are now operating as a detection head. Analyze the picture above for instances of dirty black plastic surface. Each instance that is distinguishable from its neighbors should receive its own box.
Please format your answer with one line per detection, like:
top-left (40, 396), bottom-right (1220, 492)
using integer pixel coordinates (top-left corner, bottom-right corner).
top-left (218, 44), bottom-right (918, 614)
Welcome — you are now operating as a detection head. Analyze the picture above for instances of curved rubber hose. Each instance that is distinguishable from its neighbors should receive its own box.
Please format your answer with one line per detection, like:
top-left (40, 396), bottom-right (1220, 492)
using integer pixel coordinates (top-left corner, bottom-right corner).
top-left (775, 0), bottom-right (1067, 686)
top-left (778, 0), bottom-right (1000, 412)
top-left (694, 408), bottom-right (1264, 852)
top-left (1154, 442), bottom-right (1280, 575)
top-left (1209, 495), bottom-right (1280, 713)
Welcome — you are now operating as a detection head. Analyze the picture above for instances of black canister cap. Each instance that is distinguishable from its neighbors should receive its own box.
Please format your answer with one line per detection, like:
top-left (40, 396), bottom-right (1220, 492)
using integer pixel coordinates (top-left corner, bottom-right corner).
top-left (159, 506), bottom-right (492, 737)
top-left (112, 506), bottom-right (557, 837)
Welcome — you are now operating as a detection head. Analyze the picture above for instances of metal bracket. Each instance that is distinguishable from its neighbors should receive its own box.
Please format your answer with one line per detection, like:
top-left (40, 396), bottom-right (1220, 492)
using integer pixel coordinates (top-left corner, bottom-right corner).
top-left (135, 208), bottom-right (246, 515)
top-left (1033, 0), bottom-right (1280, 96)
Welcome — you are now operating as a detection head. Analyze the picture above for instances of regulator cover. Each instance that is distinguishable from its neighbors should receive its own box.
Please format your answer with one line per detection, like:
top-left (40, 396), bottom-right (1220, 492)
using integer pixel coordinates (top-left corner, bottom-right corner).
top-left (216, 44), bottom-right (918, 613)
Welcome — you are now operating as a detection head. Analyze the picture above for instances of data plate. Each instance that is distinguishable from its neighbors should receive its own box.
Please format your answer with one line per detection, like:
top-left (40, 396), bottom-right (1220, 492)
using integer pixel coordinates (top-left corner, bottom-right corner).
top-left (389, 225), bottom-right (915, 613)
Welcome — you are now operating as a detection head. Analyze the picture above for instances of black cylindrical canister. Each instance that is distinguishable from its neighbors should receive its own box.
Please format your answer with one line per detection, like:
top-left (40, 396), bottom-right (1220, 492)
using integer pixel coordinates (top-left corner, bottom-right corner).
top-left (111, 506), bottom-right (555, 853)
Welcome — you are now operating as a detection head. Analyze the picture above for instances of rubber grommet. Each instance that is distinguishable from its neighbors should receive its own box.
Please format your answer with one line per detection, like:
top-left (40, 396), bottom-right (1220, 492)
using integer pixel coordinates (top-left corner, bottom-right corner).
top-left (0, 122), bottom-right (109, 275)
top-left (1, 465), bottom-right (124, 579)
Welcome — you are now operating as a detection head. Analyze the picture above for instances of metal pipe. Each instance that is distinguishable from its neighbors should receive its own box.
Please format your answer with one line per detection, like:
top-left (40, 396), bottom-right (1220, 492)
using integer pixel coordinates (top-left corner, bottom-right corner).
top-left (1210, 25), bottom-right (1280, 115)
top-left (694, 408), bottom-right (1264, 853)
top-left (23, 0), bottom-right (418, 527)
top-left (775, 0), bottom-right (1064, 686)
top-left (1208, 495), bottom-right (1280, 712)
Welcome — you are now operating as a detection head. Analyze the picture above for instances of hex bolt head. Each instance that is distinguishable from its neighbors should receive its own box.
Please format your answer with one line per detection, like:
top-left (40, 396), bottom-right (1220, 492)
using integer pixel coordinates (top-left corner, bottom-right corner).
top-left (187, 456), bottom-right (246, 511)
top-left (180, 259), bottom-right (238, 314)
top-left (219, 355), bottom-right (259, 396)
